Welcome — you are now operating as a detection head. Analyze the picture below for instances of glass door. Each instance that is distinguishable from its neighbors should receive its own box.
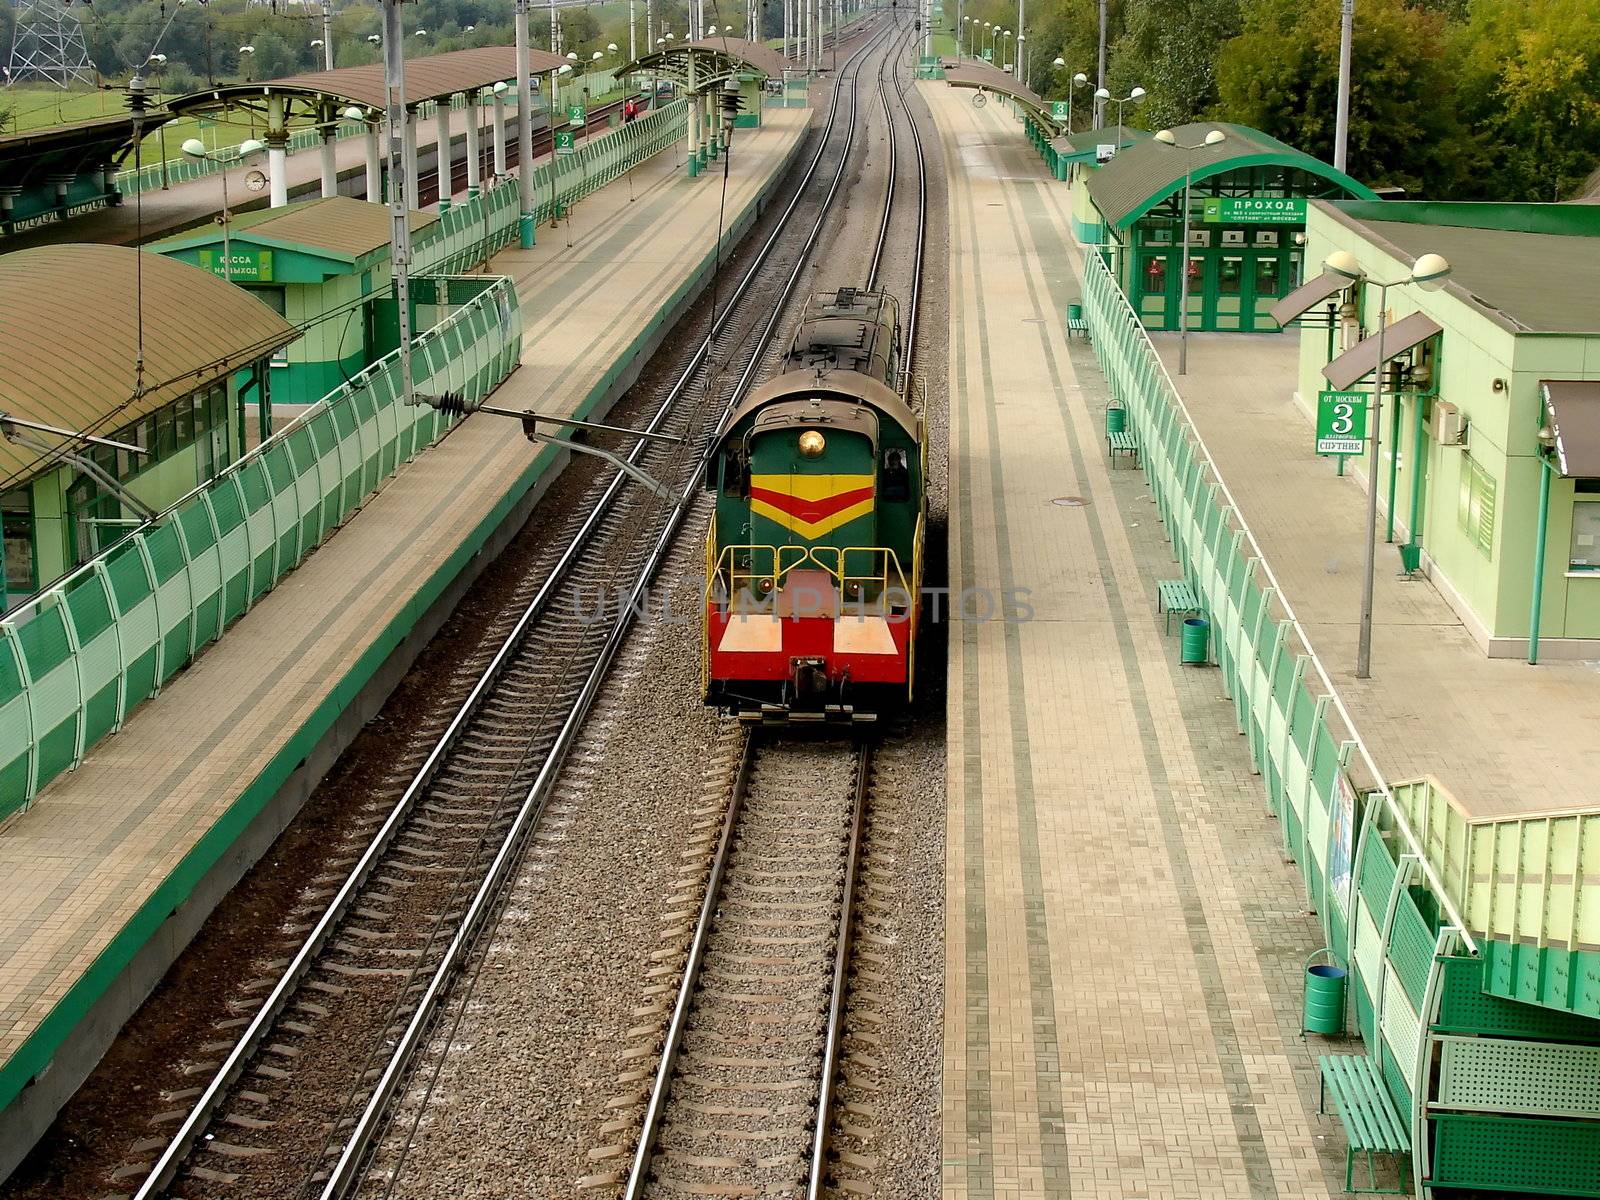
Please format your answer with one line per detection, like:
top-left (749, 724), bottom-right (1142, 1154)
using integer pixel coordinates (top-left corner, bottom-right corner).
top-left (1136, 251), bottom-right (1175, 329)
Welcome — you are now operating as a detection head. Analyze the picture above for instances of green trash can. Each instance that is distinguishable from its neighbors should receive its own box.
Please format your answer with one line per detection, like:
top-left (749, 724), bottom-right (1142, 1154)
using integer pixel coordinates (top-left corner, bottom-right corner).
top-left (1067, 301), bottom-right (1084, 323)
top-left (1106, 404), bottom-right (1127, 435)
top-left (1303, 951), bottom-right (1348, 1035)
top-left (1180, 617), bottom-right (1209, 665)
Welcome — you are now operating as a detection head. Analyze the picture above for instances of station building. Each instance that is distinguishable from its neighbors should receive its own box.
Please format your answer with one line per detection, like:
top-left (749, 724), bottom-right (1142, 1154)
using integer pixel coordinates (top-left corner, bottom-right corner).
top-left (152, 196), bottom-right (440, 413)
top-left (1286, 200), bottom-right (1600, 659)
top-left (1080, 122), bottom-right (1375, 332)
top-left (1049, 125), bottom-right (1149, 242)
top-left (0, 245), bottom-right (297, 608)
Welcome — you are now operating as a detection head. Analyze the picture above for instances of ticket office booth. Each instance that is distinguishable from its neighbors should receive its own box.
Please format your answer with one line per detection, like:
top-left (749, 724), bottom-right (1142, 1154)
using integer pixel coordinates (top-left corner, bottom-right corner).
top-left (1133, 223), bottom-right (1302, 333)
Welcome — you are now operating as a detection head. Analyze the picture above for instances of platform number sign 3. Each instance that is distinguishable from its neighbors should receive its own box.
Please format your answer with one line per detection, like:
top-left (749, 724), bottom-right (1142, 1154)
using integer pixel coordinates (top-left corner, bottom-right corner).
top-left (1316, 390), bottom-right (1368, 456)
top-left (1050, 100), bottom-right (1070, 120)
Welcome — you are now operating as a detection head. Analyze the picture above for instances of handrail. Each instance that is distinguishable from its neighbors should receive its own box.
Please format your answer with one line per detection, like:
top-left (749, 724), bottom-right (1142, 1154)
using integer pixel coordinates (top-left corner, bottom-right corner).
top-left (710, 541), bottom-right (911, 604)
top-left (0, 274), bottom-right (522, 817)
top-left (1080, 247), bottom-right (1474, 952)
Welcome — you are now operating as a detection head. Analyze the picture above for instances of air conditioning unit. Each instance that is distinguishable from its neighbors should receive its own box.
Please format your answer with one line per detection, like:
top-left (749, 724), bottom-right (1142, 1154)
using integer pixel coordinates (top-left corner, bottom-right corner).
top-left (1430, 399), bottom-right (1464, 446)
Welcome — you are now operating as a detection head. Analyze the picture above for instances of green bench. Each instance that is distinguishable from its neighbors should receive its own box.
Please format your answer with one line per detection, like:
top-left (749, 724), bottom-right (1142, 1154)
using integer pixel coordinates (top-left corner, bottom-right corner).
top-left (1318, 1054), bottom-right (1411, 1194)
top-left (1065, 313), bottom-right (1089, 340)
top-left (1108, 429), bottom-right (1139, 468)
top-left (1156, 579), bottom-right (1201, 635)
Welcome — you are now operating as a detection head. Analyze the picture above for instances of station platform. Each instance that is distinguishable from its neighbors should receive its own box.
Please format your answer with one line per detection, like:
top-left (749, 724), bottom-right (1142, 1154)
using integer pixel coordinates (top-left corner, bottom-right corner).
top-left (0, 105), bottom-right (809, 1175)
top-left (0, 102), bottom-right (547, 252)
top-left (1149, 334), bottom-right (1597, 822)
top-left (924, 81), bottom-right (1347, 1198)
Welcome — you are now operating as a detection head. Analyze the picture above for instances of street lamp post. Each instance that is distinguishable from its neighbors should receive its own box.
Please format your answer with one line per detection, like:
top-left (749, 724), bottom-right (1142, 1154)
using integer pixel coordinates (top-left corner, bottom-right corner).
top-left (1015, 33), bottom-right (1026, 83)
top-left (515, 0), bottom-right (536, 245)
top-left (1050, 65), bottom-right (1089, 132)
top-left (1324, 248), bottom-right (1452, 679)
top-left (1153, 127), bottom-right (1226, 376)
top-left (1096, 85), bottom-right (1145, 142)
top-left (180, 138), bottom-right (265, 283)
top-left (1014, 0), bottom-right (1025, 80)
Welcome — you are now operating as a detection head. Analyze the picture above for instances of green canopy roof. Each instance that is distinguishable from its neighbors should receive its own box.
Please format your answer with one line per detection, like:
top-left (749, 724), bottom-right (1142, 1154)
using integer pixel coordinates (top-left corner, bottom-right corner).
top-left (1048, 125), bottom-right (1151, 165)
top-left (1085, 121), bottom-right (1375, 230)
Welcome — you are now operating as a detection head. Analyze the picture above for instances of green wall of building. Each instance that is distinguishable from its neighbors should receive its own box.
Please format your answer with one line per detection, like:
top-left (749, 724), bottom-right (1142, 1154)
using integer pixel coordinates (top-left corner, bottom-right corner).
top-left (1298, 207), bottom-right (1600, 652)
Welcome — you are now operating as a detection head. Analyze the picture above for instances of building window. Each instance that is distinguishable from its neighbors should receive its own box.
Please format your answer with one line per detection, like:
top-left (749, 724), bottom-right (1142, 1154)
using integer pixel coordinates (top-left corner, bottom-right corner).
top-left (1457, 454), bottom-right (1497, 558)
top-left (2, 488), bottom-right (34, 600)
top-left (250, 286), bottom-right (291, 365)
top-left (1142, 255), bottom-right (1168, 296)
top-left (1255, 258), bottom-right (1282, 297)
top-left (1570, 498), bottom-right (1600, 573)
top-left (1218, 257), bottom-right (1244, 295)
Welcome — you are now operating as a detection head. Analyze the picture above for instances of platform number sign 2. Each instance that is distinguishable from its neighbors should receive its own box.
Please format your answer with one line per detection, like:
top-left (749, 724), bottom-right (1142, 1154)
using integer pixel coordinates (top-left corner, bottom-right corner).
top-left (1316, 390), bottom-right (1368, 456)
top-left (568, 103), bottom-right (586, 127)
top-left (555, 129), bottom-right (577, 155)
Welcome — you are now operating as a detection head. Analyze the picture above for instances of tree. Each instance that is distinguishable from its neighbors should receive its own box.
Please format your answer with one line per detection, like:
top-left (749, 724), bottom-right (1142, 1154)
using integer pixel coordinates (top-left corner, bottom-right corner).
top-left (1449, 0), bottom-right (1600, 200)
top-left (1110, 0), bottom-right (1241, 128)
top-left (1213, 0), bottom-right (1474, 195)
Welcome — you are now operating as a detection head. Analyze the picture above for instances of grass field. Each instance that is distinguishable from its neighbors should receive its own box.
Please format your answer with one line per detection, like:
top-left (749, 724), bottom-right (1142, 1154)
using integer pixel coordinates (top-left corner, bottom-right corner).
top-left (3, 82), bottom-right (340, 172)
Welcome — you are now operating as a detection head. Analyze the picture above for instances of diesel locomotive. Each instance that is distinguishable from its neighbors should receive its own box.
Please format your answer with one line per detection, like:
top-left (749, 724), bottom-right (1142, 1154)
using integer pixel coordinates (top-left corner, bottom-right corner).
top-left (702, 287), bottom-right (926, 721)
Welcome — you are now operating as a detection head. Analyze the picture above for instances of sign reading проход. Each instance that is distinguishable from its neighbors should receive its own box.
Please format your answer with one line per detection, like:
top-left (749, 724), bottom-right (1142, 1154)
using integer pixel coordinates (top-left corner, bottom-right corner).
top-left (1202, 196), bottom-right (1307, 225)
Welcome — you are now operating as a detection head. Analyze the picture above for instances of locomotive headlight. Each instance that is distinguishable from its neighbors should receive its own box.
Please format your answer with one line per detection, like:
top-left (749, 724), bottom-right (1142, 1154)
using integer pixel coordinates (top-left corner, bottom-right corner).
top-left (798, 430), bottom-right (827, 458)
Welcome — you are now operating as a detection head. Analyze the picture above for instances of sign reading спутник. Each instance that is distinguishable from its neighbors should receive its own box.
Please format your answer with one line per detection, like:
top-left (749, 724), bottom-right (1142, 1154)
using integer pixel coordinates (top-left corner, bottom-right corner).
top-left (1316, 390), bottom-right (1368, 456)
top-left (1203, 196), bottom-right (1307, 225)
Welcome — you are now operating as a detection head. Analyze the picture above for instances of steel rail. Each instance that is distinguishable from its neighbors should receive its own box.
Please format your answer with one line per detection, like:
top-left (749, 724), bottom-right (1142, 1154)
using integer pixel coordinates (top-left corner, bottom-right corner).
top-left (808, 29), bottom-right (927, 1195)
top-left (319, 21), bottom-right (897, 1200)
top-left (892, 25), bottom-right (929, 396)
top-left (806, 741), bottom-right (874, 1199)
top-left (619, 732), bottom-right (757, 1200)
top-left (130, 22), bottom-right (888, 1200)
top-left (863, 23), bottom-right (907, 290)
top-left (619, 30), bottom-right (890, 1200)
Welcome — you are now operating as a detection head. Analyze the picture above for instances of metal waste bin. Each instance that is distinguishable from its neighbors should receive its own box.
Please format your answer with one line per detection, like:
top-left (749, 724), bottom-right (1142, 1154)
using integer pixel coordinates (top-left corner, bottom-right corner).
top-left (1303, 950), bottom-right (1348, 1035)
top-left (1180, 617), bottom-right (1209, 665)
top-left (1106, 404), bottom-right (1127, 434)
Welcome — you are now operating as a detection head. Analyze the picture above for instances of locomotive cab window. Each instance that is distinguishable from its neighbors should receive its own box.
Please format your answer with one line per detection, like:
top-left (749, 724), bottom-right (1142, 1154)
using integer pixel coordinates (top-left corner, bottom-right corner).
top-left (718, 445), bottom-right (751, 497)
top-left (881, 447), bottom-right (911, 502)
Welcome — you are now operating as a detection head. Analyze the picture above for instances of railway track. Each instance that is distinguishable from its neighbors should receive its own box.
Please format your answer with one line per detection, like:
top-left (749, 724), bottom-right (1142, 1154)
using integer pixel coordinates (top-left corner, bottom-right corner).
top-left (620, 734), bottom-right (874, 1198)
top-left (127, 20), bottom-right (895, 1200)
top-left (612, 22), bottom-right (932, 1199)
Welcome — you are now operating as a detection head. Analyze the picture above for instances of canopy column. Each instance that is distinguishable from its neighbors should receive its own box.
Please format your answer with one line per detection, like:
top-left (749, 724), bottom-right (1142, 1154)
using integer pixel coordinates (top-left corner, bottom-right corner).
top-left (465, 91), bottom-right (483, 197)
top-left (318, 103), bottom-right (338, 198)
top-left (492, 87), bottom-right (508, 176)
top-left (403, 106), bottom-right (420, 211)
top-left (435, 96), bottom-right (454, 210)
top-left (265, 95), bottom-right (289, 207)
top-left (364, 119), bottom-right (382, 201)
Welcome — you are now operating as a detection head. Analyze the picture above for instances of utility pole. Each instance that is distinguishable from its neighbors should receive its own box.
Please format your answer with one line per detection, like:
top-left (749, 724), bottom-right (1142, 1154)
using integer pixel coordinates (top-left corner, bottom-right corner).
top-left (383, 0), bottom-right (415, 408)
top-left (321, 1), bottom-right (335, 69)
top-left (516, 0), bottom-right (536, 247)
top-left (1334, 0), bottom-right (1353, 172)
top-left (1015, 0), bottom-right (1024, 82)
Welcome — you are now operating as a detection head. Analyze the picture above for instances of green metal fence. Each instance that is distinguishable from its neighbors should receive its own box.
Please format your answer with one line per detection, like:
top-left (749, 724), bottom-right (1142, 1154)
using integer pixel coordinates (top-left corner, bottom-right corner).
top-left (115, 119), bottom-right (369, 197)
top-left (0, 275), bottom-right (522, 817)
top-left (410, 97), bottom-right (687, 273)
top-left (1080, 247), bottom-right (1481, 1196)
